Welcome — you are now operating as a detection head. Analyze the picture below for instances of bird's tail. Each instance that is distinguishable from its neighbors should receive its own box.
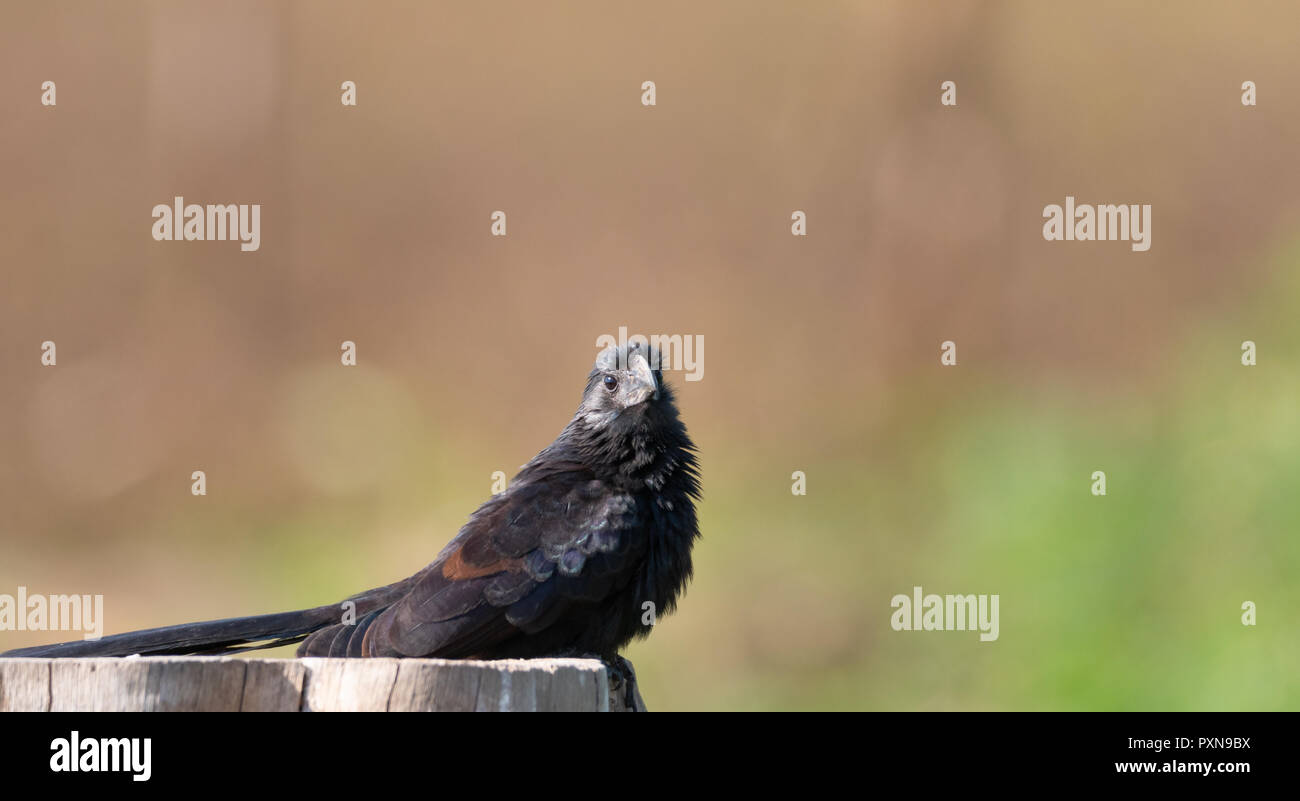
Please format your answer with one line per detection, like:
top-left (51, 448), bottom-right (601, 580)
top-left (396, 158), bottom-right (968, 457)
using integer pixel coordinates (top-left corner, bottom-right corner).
top-left (0, 577), bottom-right (422, 659)
top-left (0, 605), bottom-right (345, 658)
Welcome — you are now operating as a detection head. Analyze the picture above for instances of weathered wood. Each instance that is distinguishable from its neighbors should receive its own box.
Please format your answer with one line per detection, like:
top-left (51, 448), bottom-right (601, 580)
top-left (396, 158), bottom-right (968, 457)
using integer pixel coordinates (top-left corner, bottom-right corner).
top-left (0, 657), bottom-right (644, 712)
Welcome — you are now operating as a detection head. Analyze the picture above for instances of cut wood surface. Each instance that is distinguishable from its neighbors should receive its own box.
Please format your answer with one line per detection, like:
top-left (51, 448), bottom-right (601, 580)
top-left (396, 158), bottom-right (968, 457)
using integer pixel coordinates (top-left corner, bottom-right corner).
top-left (0, 656), bottom-right (646, 712)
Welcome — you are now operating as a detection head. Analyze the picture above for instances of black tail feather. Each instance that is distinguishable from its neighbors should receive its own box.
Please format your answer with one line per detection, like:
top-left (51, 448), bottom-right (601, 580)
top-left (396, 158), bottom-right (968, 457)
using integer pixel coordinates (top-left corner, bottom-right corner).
top-left (0, 606), bottom-right (342, 659)
top-left (0, 577), bottom-right (423, 660)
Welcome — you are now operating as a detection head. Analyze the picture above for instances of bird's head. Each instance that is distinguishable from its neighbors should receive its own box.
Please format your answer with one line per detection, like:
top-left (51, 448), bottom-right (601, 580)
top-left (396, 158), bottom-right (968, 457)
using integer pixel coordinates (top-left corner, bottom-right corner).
top-left (580, 342), bottom-right (663, 422)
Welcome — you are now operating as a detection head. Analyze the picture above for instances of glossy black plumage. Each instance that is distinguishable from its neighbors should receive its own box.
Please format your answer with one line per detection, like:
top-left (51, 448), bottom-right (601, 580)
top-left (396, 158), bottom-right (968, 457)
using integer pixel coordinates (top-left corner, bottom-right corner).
top-left (2, 343), bottom-right (700, 662)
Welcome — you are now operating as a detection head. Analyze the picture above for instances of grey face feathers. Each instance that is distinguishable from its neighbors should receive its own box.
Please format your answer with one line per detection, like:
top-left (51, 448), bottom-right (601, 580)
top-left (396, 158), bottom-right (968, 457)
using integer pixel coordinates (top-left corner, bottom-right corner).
top-left (584, 343), bottom-right (661, 417)
top-left (580, 342), bottom-right (666, 426)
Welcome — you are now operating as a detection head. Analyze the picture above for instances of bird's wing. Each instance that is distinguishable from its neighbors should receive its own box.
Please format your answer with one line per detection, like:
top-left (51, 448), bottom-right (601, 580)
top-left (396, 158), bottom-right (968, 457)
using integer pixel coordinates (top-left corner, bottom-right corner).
top-left (365, 463), bottom-right (647, 658)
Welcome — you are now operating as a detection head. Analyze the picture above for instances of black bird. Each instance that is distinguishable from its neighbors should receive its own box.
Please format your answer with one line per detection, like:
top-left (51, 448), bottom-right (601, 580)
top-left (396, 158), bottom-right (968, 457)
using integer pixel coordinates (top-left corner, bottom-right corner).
top-left (3, 343), bottom-right (700, 666)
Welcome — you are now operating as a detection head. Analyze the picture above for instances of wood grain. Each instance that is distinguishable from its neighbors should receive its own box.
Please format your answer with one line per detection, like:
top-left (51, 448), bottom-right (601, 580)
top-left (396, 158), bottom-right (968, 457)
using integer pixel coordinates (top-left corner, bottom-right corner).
top-left (0, 656), bottom-right (641, 712)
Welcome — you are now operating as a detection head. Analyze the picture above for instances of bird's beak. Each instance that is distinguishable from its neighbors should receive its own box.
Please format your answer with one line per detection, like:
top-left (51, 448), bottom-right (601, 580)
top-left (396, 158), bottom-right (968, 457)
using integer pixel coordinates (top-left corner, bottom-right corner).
top-left (628, 353), bottom-right (659, 405)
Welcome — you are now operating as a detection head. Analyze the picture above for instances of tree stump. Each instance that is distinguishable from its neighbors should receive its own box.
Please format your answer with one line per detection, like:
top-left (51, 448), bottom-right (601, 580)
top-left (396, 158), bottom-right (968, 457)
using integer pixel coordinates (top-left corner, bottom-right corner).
top-left (0, 656), bottom-right (646, 712)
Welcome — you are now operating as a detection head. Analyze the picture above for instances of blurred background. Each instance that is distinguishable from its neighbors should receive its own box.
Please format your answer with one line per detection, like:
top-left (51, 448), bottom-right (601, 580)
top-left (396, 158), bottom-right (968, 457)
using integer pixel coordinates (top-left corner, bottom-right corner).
top-left (1, 0), bottom-right (1297, 710)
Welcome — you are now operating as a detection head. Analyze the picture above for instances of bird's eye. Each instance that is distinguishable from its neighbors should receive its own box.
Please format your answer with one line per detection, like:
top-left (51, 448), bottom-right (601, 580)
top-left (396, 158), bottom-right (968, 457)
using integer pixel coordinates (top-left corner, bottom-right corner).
top-left (603, 375), bottom-right (618, 392)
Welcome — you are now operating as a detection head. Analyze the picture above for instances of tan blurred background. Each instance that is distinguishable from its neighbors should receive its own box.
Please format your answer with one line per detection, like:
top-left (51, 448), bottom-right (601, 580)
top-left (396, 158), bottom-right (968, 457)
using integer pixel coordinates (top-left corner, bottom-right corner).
top-left (2, 1), bottom-right (1298, 709)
